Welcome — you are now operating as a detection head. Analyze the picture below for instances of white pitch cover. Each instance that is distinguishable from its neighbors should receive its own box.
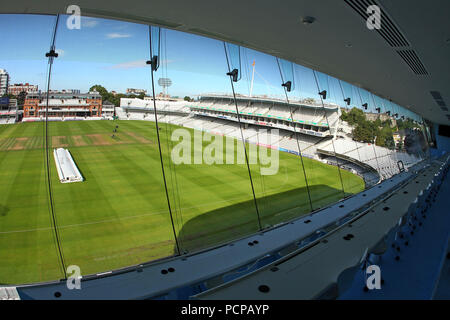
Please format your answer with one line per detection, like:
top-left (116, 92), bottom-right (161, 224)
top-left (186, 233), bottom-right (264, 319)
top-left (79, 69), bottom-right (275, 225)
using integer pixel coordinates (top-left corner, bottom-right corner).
top-left (53, 148), bottom-right (84, 183)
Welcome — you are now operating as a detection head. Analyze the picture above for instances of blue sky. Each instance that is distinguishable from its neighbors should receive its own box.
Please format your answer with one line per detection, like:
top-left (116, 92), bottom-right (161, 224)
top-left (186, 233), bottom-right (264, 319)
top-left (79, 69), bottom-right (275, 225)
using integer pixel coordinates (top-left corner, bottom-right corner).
top-left (0, 14), bottom-right (324, 99)
top-left (0, 14), bottom-right (419, 120)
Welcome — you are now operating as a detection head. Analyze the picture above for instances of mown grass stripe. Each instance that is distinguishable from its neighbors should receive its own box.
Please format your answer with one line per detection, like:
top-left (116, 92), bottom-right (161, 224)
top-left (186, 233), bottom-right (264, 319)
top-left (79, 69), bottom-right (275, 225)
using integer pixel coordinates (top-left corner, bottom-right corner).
top-left (0, 120), bottom-right (364, 284)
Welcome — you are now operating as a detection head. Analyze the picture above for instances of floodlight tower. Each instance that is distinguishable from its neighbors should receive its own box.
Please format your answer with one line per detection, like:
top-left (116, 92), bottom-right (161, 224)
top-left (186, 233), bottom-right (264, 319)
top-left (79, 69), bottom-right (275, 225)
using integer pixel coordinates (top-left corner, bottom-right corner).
top-left (249, 60), bottom-right (255, 98)
top-left (158, 78), bottom-right (172, 97)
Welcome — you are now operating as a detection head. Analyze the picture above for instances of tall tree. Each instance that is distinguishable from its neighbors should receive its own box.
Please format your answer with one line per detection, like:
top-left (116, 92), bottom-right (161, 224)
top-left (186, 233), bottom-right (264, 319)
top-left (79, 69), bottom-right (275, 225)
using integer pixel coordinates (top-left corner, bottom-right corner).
top-left (17, 91), bottom-right (27, 108)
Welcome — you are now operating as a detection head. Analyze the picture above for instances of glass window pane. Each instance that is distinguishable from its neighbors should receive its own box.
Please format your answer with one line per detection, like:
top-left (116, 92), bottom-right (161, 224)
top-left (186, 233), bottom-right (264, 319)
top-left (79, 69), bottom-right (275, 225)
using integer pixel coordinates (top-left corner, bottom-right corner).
top-left (325, 78), bottom-right (367, 193)
top-left (0, 14), bottom-right (65, 284)
top-left (226, 49), bottom-right (314, 228)
top-left (281, 65), bottom-right (350, 211)
top-left (337, 81), bottom-right (381, 188)
top-left (298, 69), bottom-right (347, 209)
top-left (151, 30), bottom-right (260, 253)
top-left (47, 16), bottom-right (178, 277)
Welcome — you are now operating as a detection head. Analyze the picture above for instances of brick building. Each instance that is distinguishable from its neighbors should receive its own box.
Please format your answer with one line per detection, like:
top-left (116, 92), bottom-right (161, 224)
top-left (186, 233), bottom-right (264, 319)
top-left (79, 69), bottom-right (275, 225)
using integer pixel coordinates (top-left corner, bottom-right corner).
top-left (8, 83), bottom-right (38, 96)
top-left (126, 88), bottom-right (147, 95)
top-left (23, 91), bottom-right (102, 119)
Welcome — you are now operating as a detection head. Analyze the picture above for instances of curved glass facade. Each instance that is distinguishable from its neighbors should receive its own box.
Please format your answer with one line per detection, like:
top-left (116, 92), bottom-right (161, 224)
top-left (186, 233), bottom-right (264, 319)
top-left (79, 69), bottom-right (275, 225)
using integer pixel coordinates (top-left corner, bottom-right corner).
top-left (0, 14), bottom-right (431, 284)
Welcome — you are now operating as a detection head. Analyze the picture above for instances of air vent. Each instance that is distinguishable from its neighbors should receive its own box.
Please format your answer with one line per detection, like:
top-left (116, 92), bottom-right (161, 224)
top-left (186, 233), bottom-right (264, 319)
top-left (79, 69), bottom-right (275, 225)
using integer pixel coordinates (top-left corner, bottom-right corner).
top-left (397, 50), bottom-right (429, 75)
top-left (344, 0), bottom-right (410, 47)
top-left (430, 91), bottom-right (446, 107)
top-left (345, 1), bottom-right (429, 77)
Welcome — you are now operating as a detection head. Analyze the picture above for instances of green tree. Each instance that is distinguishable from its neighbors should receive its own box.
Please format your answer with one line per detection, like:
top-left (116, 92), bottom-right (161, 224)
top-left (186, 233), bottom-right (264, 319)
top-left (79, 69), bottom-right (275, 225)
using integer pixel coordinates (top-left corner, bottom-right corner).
top-left (381, 118), bottom-right (392, 127)
top-left (89, 85), bottom-right (109, 98)
top-left (340, 110), bottom-right (348, 122)
top-left (385, 136), bottom-right (395, 150)
top-left (397, 118), bottom-right (419, 130)
top-left (375, 125), bottom-right (394, 148)
top-left (344, 107), bottom-right (366, 126)
top-left (89, 85), bottom-right (123, 107)
top-left (353, 120), bottom-right (375, 143)
top-left (17, 91), bottom-right (27, 109)
top-left (374, 117), bottom-right (382, 128)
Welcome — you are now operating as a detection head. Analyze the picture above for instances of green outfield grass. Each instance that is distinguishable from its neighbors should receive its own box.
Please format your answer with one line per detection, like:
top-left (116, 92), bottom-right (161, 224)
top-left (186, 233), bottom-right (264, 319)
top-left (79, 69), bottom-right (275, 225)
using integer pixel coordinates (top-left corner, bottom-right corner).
top-left (0, 120), bottom-right (364, 284)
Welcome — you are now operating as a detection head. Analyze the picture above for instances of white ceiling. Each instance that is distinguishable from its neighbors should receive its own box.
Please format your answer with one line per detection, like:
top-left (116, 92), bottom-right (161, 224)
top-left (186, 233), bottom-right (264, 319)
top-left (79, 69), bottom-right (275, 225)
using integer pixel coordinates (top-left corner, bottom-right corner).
top-left (2, 0), bottom-right (449, 124)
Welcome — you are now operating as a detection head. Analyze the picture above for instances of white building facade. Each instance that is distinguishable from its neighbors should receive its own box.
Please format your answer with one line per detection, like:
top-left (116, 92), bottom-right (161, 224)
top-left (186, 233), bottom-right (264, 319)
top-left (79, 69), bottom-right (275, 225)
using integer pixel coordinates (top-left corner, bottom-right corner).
top-left (0, 69), bottom-right (9, 96)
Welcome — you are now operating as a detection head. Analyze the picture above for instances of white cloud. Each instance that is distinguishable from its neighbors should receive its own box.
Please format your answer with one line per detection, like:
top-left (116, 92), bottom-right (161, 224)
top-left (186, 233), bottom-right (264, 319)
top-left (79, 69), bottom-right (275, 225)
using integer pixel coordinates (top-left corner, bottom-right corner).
top-left (113, 24), bottom-right (128, 30)
top-left (108, 59), bottom-right (174, 69)
top-left (55, 49), bottom-right (65, 57)
top-left (106, 33), bottom-right (132, 39)
top-left (82, 17), bottom-right (99, 28)
top-left (108, 60), bottom-right (147, 69)
top-left (160, 59), bottom-right (174, 65)
top-left (81, 17), bottom-right (100, 28)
